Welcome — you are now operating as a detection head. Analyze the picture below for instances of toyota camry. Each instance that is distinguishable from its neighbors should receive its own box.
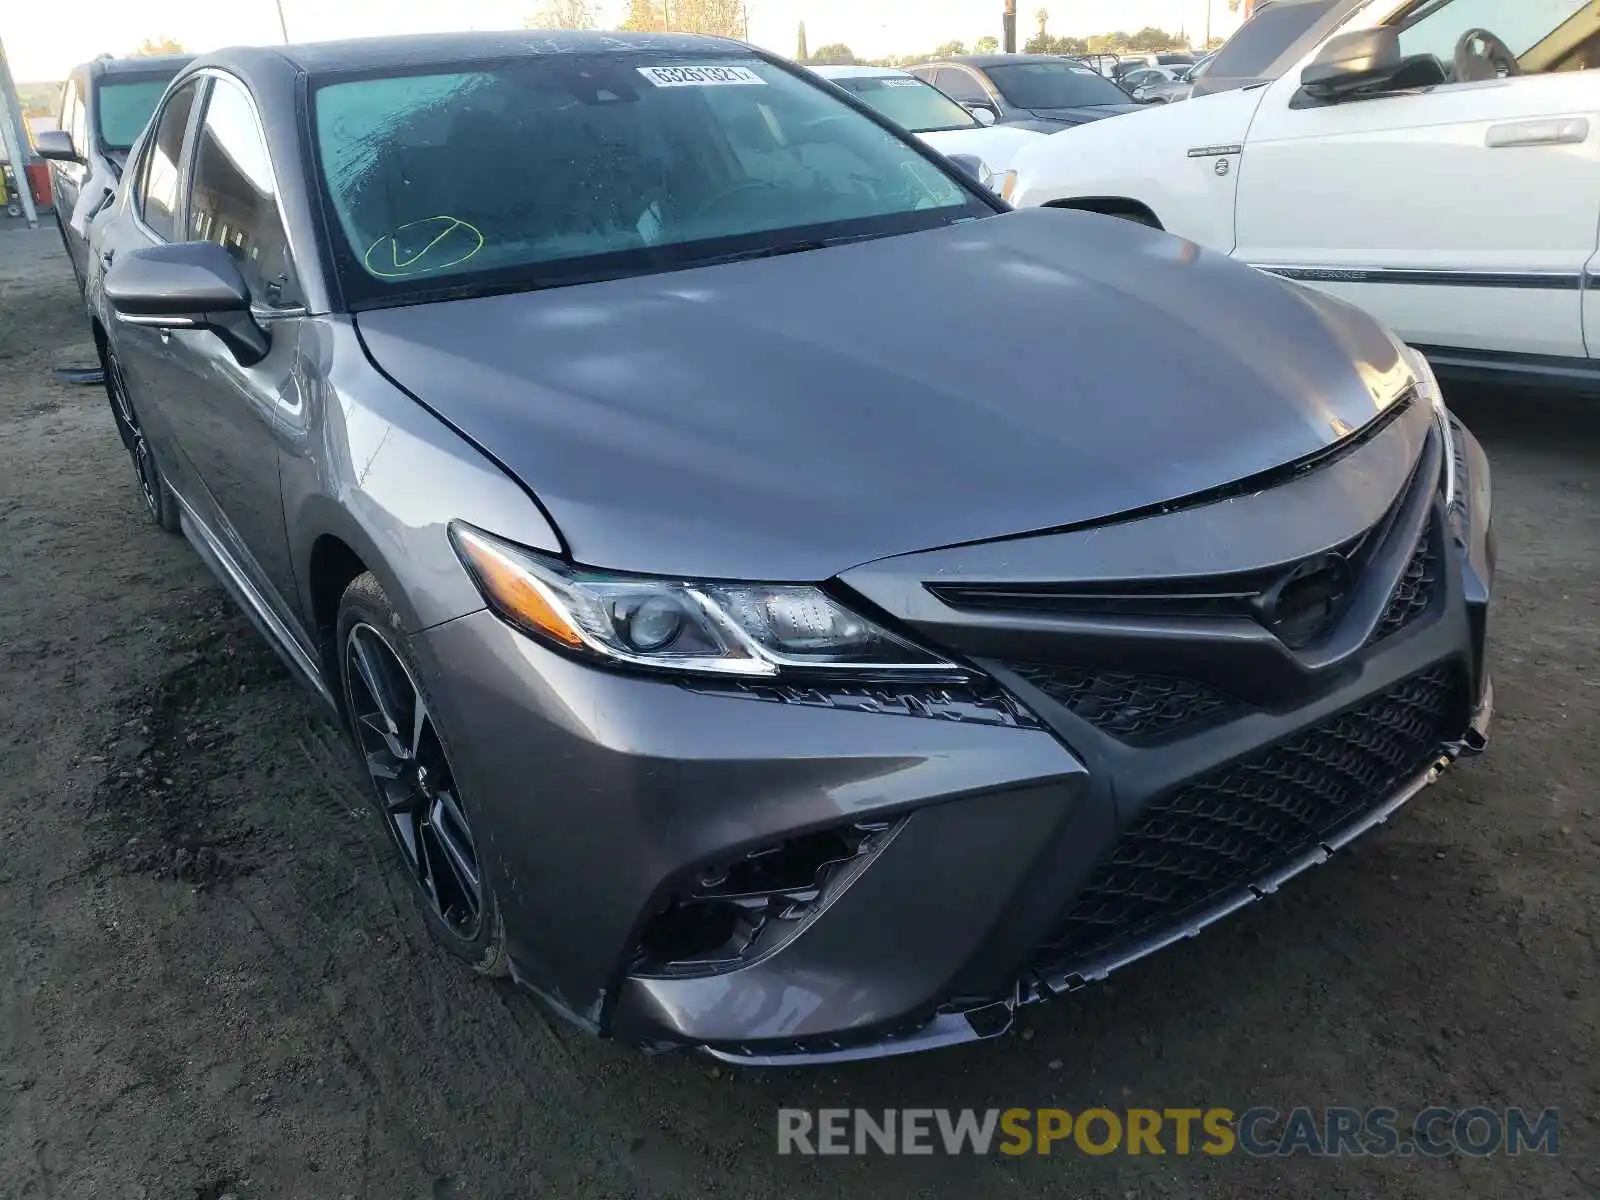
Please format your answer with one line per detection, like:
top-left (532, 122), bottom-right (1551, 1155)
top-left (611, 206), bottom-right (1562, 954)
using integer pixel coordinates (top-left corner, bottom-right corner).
top-left (83, 31), bottom-right (1494, 1064)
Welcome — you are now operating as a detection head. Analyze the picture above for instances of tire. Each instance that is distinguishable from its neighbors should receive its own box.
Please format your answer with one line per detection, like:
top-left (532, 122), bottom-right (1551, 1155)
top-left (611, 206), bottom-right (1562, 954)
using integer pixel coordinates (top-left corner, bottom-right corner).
top-left (336, 572), bottom-right (508, 976)
top-left (103, 346), bottom-right (181, 533)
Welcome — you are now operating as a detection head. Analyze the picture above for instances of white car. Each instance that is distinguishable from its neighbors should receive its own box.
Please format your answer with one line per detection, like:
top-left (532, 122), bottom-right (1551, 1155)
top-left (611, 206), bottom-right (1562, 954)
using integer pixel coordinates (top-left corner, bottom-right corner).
top-left (809, 65), bottom-right (1045, 199)
top-left (1012, 0), bottom-right (1600, 387)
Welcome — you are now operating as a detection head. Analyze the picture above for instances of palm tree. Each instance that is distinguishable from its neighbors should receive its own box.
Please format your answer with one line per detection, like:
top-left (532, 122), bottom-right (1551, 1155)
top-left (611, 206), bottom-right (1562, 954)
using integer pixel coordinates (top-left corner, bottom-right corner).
top-left (1035, 6), bottom-right (1049, 36)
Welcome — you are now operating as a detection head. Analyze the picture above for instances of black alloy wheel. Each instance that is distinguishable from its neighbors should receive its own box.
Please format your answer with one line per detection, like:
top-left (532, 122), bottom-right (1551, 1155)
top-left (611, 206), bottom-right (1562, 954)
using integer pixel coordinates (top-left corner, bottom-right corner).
top-left (104, 349), bottom-right (179, 531)
top-left (106, 351), bottom-right (159, 518)
top-left (344, 621), bottom-right (485, 942)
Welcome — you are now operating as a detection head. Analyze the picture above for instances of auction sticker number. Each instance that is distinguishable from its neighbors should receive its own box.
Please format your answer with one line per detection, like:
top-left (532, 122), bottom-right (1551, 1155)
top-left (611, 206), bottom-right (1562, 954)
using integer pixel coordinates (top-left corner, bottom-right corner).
top-left (638, 64), bottom-right (766, 86)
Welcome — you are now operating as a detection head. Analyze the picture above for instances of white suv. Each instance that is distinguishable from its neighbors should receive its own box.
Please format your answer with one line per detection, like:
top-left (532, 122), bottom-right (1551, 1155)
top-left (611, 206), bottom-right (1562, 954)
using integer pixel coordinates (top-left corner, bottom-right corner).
top-left (1012, 0), bottom-right (1600, 386)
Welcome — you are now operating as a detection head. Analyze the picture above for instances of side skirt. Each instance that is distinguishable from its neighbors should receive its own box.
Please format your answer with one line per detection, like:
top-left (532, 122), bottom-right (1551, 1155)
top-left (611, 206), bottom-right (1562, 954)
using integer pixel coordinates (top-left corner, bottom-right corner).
top-left (170, 487), bottom-right (339, 713)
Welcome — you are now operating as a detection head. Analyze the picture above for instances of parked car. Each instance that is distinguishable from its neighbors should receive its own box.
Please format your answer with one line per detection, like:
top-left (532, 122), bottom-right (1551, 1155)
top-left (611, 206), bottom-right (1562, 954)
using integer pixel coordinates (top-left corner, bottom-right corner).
top-left (908, 54), bottom-right (1145, 130)
top-left (86, 30), bottom-right (1492, 1064)
top-left (32, 54), bottom-right (192, 291)
top-left (1112, 53), bottom-right (1196, 86)
top-left (1013, 0), bottom-right (1600, 388)
top-left (809, 65), bottom-right (1045, 197)
top-left (1120, 64), bottom-right (1187, 100)
top-left (1191, 0), bottom-right (1363, 98)
top-left (1129, 53), bottom-right (1214, 103)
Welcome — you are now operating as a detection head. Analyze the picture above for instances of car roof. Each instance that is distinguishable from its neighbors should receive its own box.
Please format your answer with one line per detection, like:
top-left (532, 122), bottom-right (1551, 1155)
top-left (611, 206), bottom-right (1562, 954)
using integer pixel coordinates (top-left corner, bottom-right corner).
top-left (192, 29), bottom-right (738, 78)
top-left (917, 53), bottom-right (1093, 69)
top-left (80, 54), bottom-right (194, 78)
top-left (809, 64), bottom-right (910, 79)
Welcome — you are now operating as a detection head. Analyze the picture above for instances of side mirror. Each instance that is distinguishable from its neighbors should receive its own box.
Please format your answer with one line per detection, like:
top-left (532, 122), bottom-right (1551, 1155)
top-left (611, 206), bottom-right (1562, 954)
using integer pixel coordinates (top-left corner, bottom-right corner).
top-left (34, 129), bottom-right (82, 164)
top-left (945, 153), bottom-right (987, 182)
top-left (105, 241), bottom-right (269, 365)
top-left (1301, 27), bottom-right (1403, 100)
top-left (960, 100), bottom-right (999, 124)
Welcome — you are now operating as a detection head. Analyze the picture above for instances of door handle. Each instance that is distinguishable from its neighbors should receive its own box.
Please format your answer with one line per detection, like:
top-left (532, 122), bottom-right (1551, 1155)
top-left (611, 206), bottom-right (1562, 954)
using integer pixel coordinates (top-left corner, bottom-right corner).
top-left (1486, 118), bottom-right (1589, 148)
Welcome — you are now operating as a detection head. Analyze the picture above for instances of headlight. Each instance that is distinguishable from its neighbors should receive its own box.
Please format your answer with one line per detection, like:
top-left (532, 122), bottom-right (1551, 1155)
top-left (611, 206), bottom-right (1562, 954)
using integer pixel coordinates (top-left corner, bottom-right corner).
top-left (1390, 334), bottom-right (1454, 514)
top-left (985, 168), bottom-right (1018, 202)
top-left (450, 524), bottom-right (960, 677)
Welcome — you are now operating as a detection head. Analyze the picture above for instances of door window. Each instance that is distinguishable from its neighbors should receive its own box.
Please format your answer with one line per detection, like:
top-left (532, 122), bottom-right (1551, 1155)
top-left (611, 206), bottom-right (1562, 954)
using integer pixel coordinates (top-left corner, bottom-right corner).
top-left (60, 79), bottom-right (87, 158)
top-left (136, 80), bottom-right (199, 241)
top-left (934, 69), bottom-right (988, 103)
top-left (186, 76), bottom-right (299, 307)
top-left (1394, 0), bottom-right (1596, 78)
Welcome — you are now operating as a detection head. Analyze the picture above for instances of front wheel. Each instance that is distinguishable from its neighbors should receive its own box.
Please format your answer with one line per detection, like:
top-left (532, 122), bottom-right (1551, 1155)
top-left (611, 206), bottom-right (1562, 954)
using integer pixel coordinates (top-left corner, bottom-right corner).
top-left (337, 572), bottom-right (508, 975)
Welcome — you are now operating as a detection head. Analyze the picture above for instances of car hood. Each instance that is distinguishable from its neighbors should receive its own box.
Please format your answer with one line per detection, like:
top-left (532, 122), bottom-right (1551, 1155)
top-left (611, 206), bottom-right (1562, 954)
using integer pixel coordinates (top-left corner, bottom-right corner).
top-left (917, 125), bottom-right (1046, 170)
top-left (356, 208), bottom-right (1407, 581)
top-left (1027, 102), bottom-right (1145, 123)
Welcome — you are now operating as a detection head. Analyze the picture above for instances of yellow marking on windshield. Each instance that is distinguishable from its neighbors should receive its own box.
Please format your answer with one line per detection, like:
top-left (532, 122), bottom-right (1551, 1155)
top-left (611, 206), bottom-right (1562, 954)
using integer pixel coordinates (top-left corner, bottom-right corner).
top-left (364, 216), bottom-right (485, 278)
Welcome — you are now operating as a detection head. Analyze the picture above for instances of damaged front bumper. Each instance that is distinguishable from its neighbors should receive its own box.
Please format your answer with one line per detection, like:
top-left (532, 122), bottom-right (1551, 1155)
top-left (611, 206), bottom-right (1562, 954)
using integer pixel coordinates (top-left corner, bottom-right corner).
top-left (412, 407), bottom-right (1495, 1065)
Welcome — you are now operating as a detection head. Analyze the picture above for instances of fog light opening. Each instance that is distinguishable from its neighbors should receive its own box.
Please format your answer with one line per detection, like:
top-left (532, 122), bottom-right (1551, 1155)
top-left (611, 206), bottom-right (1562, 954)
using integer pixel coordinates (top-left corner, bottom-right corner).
top-left (630, 819), bottom-right (897, 977)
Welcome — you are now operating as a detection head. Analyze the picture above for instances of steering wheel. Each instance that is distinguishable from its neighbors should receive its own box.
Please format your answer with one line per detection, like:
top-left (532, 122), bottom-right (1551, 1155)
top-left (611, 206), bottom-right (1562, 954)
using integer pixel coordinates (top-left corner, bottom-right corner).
top-left (1453, 28), bottom-right (1521, 83)
top-left (690, 180), bottom-right (779, 220)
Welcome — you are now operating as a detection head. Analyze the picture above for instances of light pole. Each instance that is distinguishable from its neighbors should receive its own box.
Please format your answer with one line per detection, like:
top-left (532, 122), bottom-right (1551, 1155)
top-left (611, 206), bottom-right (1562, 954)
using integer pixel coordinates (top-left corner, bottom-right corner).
top-left (273, 0), bottom-right (290, 42)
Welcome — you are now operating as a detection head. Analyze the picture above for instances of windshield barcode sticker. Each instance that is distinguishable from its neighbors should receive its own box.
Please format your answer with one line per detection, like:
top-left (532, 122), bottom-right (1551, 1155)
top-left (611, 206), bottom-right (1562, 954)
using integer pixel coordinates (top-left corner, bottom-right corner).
top-left (638, 65), bottom-right (766, 87)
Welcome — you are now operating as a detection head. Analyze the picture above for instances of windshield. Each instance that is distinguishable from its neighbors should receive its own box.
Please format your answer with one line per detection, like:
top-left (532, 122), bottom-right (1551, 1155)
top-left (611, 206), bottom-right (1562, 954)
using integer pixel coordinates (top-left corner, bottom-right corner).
top-left (1207, 0), bottom-right (1340, 79)
top-left (984, 61), bottom-right (1131, 108)
top-left (312, 54), bottom-right (987, 305)
top-left (828, 73), bottom-right (978, 133)
top-left (96, 77), bottom-right (177, 150)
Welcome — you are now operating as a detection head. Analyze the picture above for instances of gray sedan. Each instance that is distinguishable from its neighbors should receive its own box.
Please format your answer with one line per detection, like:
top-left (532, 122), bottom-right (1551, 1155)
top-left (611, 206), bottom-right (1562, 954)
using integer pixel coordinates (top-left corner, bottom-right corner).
top-left (84, 31), bottom-right (1494, 1065)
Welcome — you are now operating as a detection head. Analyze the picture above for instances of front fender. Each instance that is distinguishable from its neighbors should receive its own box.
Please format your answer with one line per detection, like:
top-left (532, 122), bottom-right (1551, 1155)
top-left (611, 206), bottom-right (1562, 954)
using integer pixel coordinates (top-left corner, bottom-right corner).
top-left (283, 315), bottom-right (564, 637)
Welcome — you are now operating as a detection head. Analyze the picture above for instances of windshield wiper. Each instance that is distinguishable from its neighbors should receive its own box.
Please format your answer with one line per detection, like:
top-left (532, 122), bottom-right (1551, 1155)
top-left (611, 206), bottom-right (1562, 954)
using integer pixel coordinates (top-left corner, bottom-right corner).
top-left (688, 231), bottom-right (894, 268)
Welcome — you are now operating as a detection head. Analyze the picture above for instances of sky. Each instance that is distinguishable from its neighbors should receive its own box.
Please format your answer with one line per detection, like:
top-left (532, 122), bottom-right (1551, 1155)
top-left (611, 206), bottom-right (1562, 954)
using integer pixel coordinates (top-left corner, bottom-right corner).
top-left (2, 0), bottom-right (1245, 82)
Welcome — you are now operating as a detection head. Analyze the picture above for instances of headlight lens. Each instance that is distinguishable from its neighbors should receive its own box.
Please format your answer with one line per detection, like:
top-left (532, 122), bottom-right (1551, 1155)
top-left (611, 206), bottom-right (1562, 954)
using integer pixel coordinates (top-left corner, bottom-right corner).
top-left (450, 524), bottom-right (960, 677)
top-left (986, 168), bottom-right (1018, 202)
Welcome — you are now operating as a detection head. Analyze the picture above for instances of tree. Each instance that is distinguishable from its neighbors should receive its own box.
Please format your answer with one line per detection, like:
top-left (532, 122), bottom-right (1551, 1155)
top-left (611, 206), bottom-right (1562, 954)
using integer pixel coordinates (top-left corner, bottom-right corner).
top-left (619, 0), bottom-right (664, 30)
top-left (930, 40), bottom-right (967, 58)
top-left (975, 35), bottom-right (999, 54)
top-left (1128, 26), bottom-right (1178, 51)
top-left (134, 36), bottom-right (184, 55)
top-left (526, 0), bottom-right (596, 29)
top-left (796, 21), bottom-right (808, 61)
top-left (808, 43), bottom-right (857, 65)
top-left (667, 0), bottom-right (748, 37)
top-left (1024, 32), bottom-right (1085, 54)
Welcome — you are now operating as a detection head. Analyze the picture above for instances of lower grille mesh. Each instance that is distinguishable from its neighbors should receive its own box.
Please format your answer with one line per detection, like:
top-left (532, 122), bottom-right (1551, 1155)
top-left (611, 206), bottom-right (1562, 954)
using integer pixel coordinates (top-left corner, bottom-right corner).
top-left (1010, 667), bottom-right (1238, 743)
top-left (1372, 525), bottom-right (1440, 643)
top-left (1035, 663), bottom-right (1460, 971)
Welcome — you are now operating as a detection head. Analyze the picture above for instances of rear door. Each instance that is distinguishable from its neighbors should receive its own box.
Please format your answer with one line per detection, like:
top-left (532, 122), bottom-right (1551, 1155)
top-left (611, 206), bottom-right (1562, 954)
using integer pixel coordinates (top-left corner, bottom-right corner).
top-left (101, 77), bottom-right (205, 492)
top-left (1235, 0), bottom-right (1600, 359)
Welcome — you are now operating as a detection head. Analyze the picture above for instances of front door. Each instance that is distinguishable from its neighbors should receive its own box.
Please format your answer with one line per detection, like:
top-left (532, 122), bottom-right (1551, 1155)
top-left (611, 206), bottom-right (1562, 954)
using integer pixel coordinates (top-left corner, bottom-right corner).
top-left (52, 74), bottom-right (91, 277)
top-left (158, 73), bottom-right (306, 634)
top-left (1235, 0), bottom-right (1600, 360)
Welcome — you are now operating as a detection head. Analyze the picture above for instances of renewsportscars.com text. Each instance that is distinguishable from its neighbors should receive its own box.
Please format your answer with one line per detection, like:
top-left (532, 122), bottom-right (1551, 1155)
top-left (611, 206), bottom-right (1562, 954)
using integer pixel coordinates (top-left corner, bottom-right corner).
top-left (777, 1106), bottom-right (1560, 1157)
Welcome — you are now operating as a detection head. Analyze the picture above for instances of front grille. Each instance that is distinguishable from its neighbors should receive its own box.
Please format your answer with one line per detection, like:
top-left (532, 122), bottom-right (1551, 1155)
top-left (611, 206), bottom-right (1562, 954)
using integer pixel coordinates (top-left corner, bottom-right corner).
top-left (1034, 663), bottom-right (1460, 971)
top-left (680, 678), bottom-right (1041, 729)
top-left (1010, 666), bottom-right (1238, 743)
top-left (1372, 525), bottom-right (1439, 643)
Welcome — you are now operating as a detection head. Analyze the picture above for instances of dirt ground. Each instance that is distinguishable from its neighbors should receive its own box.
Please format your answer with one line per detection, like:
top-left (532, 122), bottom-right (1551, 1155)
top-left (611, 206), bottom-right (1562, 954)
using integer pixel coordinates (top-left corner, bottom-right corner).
top-left (0, 220), bottom-right (1595, 1200)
